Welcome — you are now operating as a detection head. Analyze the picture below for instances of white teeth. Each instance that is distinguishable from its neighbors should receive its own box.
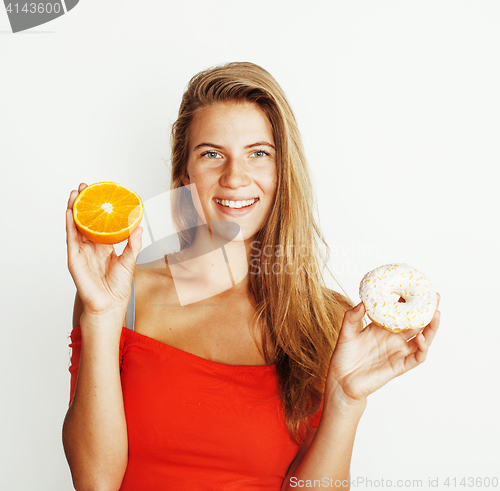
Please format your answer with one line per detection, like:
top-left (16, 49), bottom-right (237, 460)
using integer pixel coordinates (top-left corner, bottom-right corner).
top-left (215, 198), bottom-right (257, 209)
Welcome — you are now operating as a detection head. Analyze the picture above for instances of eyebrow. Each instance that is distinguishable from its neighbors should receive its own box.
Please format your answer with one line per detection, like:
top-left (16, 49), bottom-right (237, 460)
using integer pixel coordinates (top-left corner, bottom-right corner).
top-left (193, 141), bottom-right (275, 151)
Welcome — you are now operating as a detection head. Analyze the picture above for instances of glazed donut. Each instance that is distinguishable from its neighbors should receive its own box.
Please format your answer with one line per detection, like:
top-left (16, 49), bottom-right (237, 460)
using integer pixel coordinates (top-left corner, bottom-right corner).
top-left (359, 263), bottom-right (438, 332)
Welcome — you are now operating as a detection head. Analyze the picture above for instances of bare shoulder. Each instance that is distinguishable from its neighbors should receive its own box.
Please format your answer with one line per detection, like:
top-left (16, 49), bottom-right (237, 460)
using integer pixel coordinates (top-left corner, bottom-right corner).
top-left (135, 258), bottom-right (174, 288)
top-left (134, 259), bottom-right (178, 308)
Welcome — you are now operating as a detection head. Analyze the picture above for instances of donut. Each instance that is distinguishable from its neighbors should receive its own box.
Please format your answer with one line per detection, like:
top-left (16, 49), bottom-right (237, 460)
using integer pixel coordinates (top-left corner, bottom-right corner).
top-left (359, 263), bottom-right (438, 332)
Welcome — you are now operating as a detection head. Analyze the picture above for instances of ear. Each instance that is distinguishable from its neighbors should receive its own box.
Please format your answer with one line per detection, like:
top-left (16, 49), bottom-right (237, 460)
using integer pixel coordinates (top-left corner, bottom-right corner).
top-left (181, 173), bottom-right (190, 186)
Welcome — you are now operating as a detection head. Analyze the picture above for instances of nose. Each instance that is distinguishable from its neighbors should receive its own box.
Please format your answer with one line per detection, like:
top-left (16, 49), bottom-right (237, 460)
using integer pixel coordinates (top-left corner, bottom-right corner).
top-left (219, 157), bottom-right (251, 188)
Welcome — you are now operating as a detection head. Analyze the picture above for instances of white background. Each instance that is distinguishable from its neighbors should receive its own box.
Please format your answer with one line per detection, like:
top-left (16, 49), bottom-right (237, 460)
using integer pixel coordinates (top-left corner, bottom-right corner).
top-left (1, 1), bottom-right (499, 490)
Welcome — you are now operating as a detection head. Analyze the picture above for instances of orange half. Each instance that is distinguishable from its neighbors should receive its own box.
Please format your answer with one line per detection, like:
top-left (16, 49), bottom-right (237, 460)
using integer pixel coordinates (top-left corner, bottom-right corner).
top-left (73, 182), bottom-right (144, 244)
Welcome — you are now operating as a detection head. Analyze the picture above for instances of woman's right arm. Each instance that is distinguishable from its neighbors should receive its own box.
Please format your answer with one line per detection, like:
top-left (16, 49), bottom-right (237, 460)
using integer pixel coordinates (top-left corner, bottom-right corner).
top-left (62, 308), bottom-right (128, 491)
top-left (62, 183), bottom-right (143, 491)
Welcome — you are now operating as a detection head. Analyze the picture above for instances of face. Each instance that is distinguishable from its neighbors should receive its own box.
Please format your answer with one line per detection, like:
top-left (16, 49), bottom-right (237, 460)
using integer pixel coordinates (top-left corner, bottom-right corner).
top-left (181, 101), bottom-right (278, 242)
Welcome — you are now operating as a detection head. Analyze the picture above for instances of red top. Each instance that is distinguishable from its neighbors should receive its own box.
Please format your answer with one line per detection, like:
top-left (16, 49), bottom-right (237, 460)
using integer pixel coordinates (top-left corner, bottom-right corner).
top-left (68, 326), bottom-right (322, 490)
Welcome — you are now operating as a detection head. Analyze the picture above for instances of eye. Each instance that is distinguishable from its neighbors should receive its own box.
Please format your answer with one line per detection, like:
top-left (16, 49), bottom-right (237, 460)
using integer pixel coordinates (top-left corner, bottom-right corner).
top-left (252, 150), bottom-right (270, 158)
top-left (201, 151), bottom-right (222, 159)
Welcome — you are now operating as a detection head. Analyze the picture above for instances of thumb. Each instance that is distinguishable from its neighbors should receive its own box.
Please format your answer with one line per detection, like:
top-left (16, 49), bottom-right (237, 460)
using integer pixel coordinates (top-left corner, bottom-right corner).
top-left (122, 226), bottom-right (143, 264)
top-left (340, 302), bottom-right (366, 339)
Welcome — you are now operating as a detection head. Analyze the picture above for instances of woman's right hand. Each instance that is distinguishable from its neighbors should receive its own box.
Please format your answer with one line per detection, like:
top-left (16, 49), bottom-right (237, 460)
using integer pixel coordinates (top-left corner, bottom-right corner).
top-left (66, 182), bottom-right (143, 316)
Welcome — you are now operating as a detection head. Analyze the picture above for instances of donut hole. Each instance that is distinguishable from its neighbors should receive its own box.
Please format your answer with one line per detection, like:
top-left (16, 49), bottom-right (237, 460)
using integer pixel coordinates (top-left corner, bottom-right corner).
top-left (398, 296), bottom-right (406, 303)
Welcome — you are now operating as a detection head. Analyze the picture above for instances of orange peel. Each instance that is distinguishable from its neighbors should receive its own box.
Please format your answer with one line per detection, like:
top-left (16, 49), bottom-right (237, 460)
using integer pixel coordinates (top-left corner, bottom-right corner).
top-left (72, 182), bottom-right (143, 244)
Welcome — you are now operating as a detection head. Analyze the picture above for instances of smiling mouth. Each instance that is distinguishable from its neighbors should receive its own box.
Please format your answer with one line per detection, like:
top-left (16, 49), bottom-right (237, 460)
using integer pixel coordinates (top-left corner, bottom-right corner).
top-left (214, 197), bottom-right (259, 209)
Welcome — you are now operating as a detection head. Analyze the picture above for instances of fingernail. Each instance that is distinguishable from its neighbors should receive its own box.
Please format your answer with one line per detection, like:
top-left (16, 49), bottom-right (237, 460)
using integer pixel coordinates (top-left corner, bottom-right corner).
top-left (355, 302), bottom-right (362, 311)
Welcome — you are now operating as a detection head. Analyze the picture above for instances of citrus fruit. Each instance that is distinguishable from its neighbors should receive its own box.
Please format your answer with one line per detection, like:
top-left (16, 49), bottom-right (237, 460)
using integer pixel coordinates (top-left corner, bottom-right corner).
top-left (73, 182), bottom-right (144, 244)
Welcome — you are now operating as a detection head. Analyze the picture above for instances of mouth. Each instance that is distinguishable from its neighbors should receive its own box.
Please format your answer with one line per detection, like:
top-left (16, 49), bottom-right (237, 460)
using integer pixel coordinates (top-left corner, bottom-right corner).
top-left (213, 197), bottom-right (260, 216)
top-left (214, 197), bottom-right (259, 209)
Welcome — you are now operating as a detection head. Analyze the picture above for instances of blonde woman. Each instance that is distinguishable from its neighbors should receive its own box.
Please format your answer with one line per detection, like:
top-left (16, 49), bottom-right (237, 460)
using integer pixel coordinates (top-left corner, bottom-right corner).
top-left (63, 62), bottom-right (441, 490)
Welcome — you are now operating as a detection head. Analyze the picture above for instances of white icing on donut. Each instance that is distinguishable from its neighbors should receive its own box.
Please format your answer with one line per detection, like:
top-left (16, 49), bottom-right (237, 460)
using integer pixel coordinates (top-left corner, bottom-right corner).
top-left (359, 263), bottom-right (438, 332)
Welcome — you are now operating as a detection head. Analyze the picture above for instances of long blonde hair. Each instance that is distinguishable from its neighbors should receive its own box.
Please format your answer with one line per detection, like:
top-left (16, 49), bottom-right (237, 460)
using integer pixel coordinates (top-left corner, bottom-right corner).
top-left (169, 62), bottom-right (353, 444)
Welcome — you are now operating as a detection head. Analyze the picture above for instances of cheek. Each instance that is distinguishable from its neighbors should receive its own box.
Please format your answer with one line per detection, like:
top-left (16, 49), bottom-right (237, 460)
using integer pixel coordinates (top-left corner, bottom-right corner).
top-left (264, 169), bottom-right (278, 195)
top-left (184, 167), bottom-right (208, 210)
top-left (186, 168), bottom-right (212, 194)
top-left (190, 161), bottom-right (217, 178)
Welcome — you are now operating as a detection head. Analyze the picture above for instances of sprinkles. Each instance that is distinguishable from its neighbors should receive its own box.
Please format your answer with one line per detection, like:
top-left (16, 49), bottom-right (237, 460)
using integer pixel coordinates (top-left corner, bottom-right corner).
top-left (359, 263), bottom-right (438, 333)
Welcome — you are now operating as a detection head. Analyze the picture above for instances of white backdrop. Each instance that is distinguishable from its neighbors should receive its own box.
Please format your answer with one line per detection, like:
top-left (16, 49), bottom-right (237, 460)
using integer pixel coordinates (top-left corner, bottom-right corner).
top-left (1, 1), bottom-right (499, 490)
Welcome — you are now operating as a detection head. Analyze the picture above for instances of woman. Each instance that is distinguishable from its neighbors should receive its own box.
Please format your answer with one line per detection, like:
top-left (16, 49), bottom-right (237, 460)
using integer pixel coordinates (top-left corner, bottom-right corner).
top-left (63, 62), bottom-right (441, 490)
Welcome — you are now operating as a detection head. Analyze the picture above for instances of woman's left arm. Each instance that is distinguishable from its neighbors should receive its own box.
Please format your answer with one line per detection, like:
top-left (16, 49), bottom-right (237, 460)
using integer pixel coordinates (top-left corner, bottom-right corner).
top-left (282, 294), bottom-right (441, 490)
top-left (281, 393), bottom-right (365, 490)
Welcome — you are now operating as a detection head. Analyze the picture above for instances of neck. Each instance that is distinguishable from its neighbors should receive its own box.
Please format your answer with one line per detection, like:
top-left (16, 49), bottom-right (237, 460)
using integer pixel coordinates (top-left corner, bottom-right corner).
top-left (169, 222), bottom-right (257, 296)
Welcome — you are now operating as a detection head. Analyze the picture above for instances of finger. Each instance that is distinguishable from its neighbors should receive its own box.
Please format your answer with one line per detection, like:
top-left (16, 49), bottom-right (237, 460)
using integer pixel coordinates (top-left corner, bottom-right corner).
top-left (67, 183), bottom-right (88, 210)
top-left (404, 310), bottom-right (441, 371)
top-left (421, 309), bottom-right (441, 347)
top-left (340, 302), bottom-right (366, 340)
top-left (67, 189), bottom-right (78, 210)
top-left (120, 226), bottom-right (143, 265)
top-left (66, 207), bottom-right (80, 257)
top-left (399, 327), bottom-right (423, 342)
top-left (67, 187), bottom-right (89, 246)
top-left (69, 185), bottom-right (92, 242)
top-left (402, 331), bottom-right (428, 372)
top-left (415, 331), bottom-right (429, 363)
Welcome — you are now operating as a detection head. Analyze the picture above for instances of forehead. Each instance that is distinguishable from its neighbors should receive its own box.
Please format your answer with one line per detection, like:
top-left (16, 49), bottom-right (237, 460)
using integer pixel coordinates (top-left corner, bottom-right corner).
top-left (189, 101), bottom-right (274, 148)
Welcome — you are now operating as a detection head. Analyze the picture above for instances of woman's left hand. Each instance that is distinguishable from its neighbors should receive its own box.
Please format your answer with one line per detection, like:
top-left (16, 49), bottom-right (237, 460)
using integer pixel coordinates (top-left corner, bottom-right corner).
top-left (325, 293), bottom-right (441, 407)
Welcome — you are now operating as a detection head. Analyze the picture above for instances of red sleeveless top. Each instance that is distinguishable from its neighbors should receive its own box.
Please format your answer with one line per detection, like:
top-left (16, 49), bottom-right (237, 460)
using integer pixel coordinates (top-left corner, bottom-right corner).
top-left (68, 326), bottom-right (322, 490)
